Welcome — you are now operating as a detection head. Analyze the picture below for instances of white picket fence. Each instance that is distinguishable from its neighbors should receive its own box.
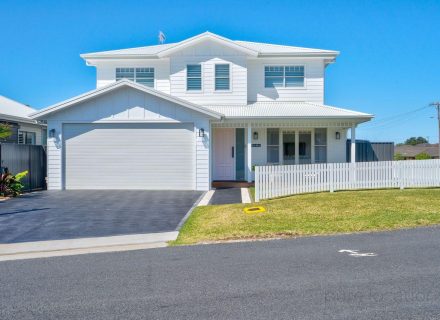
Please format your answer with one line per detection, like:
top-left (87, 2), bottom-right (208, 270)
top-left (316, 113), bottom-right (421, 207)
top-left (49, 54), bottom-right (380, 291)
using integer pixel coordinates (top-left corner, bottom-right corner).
top-left (254, 159), bottom-right (440, 201)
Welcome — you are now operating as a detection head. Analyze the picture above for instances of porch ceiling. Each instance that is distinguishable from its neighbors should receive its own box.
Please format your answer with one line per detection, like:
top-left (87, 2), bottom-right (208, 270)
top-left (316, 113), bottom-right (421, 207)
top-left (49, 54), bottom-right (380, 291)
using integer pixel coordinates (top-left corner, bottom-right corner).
top-left (211, 118), bottom-right (363, 128)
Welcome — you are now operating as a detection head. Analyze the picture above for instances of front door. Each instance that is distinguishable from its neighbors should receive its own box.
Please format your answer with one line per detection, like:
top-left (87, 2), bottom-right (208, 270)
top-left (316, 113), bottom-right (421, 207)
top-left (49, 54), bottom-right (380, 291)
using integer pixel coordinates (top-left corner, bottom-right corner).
top-left (213, 128), bottom-right (235, 180)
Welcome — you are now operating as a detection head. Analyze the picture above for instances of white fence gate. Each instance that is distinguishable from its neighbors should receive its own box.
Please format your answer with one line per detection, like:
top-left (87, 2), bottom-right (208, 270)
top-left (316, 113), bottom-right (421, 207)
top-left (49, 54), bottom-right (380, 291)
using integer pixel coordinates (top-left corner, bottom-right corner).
top-left (254, 159), bottom-right (440, 201)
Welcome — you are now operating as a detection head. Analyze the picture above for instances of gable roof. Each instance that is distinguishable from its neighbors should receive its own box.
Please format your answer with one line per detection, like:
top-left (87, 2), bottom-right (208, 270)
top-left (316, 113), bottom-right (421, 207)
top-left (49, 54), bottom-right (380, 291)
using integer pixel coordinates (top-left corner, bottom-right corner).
top-left (80, 31), bottom-right (339, 61)
top-left (30, 80), bottom-right (223, 120)
top-left (0, 95), bottom-right (39, 124)
top-left (204, 101), bottom-right (373, 122)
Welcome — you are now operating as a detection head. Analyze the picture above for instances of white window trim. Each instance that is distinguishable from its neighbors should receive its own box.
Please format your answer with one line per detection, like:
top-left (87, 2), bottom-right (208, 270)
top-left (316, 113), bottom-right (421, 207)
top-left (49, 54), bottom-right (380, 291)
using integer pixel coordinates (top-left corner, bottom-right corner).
top-left (185, 63), bottom-right (203, 93)
top-left (214, 63), bottom-right (232, 93)
top-left (263, 64), bottom-right (306, 90)
top-left (115, 67), bottom-right (156, 89)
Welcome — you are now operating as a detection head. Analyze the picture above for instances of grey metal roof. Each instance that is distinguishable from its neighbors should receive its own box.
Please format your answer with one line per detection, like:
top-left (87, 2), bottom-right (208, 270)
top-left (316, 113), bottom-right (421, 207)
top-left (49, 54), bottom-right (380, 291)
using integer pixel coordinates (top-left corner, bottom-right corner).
top-left (203, 101), bottom-right (373, 120)
top-left (81, 32), bottom-right (339, 59)
top-left (395, 144), bottom-right (440, 158)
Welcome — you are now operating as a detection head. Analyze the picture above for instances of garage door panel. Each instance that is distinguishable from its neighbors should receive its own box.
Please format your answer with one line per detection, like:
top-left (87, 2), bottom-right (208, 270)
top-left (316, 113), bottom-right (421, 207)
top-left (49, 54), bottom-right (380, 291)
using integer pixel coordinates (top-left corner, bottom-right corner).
top-left (64, 123), bottom-right (195, 190)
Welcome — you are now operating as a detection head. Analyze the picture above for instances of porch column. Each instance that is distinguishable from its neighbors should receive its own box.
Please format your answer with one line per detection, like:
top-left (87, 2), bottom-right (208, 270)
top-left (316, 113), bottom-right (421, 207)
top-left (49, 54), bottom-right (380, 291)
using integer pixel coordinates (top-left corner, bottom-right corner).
top-left (247, 123), bottom-right (252, 182)
top-left (351, 125), bottom-right (357, 163)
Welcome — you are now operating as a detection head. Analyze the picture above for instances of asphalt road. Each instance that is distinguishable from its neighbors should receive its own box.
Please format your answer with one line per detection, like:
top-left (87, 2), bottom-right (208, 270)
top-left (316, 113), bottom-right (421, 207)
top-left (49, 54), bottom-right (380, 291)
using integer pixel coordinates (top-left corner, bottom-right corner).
top-left (1, 227), bottom-right (440, 319)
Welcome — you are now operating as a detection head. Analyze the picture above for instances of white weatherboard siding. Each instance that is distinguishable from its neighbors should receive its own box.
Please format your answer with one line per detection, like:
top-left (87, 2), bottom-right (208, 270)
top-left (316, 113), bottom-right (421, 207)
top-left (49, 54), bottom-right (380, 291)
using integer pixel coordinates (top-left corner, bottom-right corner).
top-left (63, 123), bottom-right (194, 190)
top-left (45, 86), bottom-right (211, 191)
top-left (247, 58), bottom-right (325, 104)
top-left (95, 59), bottom-right (171, 93)
top-left (169, 40), bottom-right (248, 105)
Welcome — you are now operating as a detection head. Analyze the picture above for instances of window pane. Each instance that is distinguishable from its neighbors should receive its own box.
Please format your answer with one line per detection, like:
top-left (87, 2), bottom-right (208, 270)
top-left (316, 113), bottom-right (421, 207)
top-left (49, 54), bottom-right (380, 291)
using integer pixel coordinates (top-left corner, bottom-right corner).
top-left (187, 65), bottom-right (201, 77)
top-left (267, 128), bottom-right (279, 145)
top-left (215, 78), bottom-right (230, 90)
top-left (265, 77), bottom-right (283, 88)
top-left (187, 65), bottom-right (201, 90)
top-left (315, 146), bottom-right (327, 163)
top-left (215, 64), bottom-right (229, 77)
top-left (116, 68), bottom-right (134, 81)
top-left (314, 128), bottom-right (327, 145)
top-left (285, 77), bottom-right (304, 87)
top-left (187, 78), bottom-right (201, 90)
top-left (135, 68), bottom-right (154, 87)
top-left (267, 146), bottom-right (279, 163)
top-left (136, 78), bottom-right (154, 87)
top-left (265, 66), bottom-right (283, 77)
top-left (285, 66), bottom-right (304, 77)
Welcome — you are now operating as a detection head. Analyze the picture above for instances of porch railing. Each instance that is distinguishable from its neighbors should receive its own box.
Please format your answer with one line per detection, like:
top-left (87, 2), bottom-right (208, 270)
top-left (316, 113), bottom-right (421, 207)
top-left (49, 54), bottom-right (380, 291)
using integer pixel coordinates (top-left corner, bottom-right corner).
top-left (254, 159), bottom-right (440, 201)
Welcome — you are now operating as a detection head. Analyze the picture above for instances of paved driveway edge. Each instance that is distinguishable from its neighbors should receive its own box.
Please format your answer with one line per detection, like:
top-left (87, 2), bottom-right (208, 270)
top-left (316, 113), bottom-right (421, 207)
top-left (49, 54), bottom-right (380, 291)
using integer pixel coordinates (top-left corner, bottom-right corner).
top-left (0, 231), bottom-right (178, 256)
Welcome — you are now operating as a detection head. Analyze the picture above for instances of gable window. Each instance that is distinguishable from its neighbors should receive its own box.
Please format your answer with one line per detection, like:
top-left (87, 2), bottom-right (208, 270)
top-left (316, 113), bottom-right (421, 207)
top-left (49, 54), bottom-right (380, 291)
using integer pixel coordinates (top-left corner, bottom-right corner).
top-left (116, 67), bottom-right (154, 87)
top-left (187, 64), bottom-right (202, 91)
top-left (264, 66), bottom-right (304, 88)
top-left (215, 64), bottom-right (230, 91)
top-left (18, 131), bottom-right (36, 145)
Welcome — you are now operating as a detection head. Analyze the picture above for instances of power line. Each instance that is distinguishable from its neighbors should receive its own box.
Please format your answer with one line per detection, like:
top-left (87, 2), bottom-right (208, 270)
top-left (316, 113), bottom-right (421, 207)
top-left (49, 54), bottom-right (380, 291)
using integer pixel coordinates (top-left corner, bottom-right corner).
top-left (429, 102), bottom-right (440, 157)
top-left (362, 105), bottom-right (430, 129)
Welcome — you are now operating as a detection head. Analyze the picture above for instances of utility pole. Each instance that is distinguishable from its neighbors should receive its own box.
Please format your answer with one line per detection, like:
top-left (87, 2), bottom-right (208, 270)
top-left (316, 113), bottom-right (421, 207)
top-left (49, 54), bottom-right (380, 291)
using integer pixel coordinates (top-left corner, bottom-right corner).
top-left (430, 102), bottom-right (440, 158)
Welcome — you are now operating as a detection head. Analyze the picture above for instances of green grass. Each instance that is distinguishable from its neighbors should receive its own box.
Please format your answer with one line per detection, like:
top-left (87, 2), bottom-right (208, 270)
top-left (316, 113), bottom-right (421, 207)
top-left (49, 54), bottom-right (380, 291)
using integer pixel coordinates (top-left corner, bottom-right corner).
top-left (171, 188), bottom-right (440, 246)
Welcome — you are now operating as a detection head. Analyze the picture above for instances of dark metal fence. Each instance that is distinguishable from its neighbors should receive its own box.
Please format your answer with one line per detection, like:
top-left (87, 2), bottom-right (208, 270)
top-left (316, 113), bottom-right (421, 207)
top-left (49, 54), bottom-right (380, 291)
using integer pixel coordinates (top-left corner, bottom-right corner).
top-left (347, 140), bottom-right (395, 162)
top-left (0, 144), bottom-right (47, 191)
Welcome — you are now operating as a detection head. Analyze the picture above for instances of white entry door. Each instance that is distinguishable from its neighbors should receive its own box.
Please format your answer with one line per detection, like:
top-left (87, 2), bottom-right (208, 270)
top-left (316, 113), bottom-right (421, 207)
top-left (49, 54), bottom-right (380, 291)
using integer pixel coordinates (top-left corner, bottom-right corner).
top-left (213, 128), bottom-right (235, 180)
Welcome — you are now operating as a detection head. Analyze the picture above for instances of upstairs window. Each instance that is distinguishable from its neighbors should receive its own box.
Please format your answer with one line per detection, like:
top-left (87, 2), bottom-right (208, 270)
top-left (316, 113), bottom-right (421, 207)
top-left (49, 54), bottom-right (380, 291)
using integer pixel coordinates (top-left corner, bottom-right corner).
top-left (215, 64), bottom-right (230, 91)
top-left (116, 67), bottom-right (154, 87)
top-left (264, 66), bottom-right (304, 88)
top-left (187, 64), bottom-right (202, 91)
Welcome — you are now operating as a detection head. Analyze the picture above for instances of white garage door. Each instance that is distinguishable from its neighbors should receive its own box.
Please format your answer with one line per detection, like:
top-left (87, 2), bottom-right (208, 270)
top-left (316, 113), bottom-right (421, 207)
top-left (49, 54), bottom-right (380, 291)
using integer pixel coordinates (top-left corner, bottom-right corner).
top-left (63, 123), bottom-right (195, 190)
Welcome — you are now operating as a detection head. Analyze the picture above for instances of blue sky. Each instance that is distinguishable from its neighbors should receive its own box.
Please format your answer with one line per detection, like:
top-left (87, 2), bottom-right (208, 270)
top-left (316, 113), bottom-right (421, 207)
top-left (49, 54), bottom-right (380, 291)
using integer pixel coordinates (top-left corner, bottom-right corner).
top-left (1, 0), bottom-right (439, 143)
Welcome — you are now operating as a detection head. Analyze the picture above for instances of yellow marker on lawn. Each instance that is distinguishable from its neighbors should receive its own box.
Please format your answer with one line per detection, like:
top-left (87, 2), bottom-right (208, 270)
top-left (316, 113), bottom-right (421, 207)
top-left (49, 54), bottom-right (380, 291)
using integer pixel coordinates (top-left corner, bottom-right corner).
top-left (243, 206), bottom-right (266, 214)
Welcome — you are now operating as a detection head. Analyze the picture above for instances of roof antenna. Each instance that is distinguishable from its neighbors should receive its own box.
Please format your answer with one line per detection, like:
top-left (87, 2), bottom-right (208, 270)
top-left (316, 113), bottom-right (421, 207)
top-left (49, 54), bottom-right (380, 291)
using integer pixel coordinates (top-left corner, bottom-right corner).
top-left (158, 31), bottom-right (166, 44)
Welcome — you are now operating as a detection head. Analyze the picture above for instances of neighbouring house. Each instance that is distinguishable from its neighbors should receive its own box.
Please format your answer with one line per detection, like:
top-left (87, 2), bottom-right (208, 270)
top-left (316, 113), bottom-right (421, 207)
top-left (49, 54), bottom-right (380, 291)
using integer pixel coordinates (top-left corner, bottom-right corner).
top-left (395, 143), bottom-right (439, 160)
top-left (0, 95), bottom-right (46, 145)
top-left (30, 32), bottom-right (373, 191)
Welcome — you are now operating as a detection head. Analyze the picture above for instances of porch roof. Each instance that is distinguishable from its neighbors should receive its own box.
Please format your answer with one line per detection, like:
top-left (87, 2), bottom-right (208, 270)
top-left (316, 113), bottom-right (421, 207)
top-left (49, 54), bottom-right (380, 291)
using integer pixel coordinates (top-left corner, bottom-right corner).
top-left (204, 102), bottom-right (373, 122)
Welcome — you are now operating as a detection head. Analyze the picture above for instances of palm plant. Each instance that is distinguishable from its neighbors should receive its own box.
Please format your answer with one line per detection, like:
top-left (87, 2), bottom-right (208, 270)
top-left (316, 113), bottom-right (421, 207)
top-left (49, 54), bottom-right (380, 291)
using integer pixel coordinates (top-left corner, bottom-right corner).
top-left (0, 171), bottom-right (28, 197)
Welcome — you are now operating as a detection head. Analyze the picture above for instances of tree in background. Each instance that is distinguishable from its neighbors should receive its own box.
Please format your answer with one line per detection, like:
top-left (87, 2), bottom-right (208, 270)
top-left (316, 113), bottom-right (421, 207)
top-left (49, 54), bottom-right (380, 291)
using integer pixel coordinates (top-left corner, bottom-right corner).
top-left (0, 123), bottom-right (12, 140)
top-left (415, 152), bottom-right (431, 160)
top-left (404, 137), bottom-right (428, 146)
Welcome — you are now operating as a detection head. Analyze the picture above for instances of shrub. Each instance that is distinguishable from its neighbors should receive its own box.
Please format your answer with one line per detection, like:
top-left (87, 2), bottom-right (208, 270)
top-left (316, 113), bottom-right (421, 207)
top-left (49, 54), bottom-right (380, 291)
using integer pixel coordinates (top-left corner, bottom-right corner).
top-left (394, 153), bottom-right (405, 160)
top-left (0, 171), bottom-right (28, 197)
top-left (415, 152), bottom-right (432, 160)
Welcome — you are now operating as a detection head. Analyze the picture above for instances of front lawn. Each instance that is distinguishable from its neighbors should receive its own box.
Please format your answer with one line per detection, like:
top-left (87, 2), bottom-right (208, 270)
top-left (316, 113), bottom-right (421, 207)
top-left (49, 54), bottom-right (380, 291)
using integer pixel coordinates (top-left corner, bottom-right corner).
top-left (172, 188), bottom-right (440, 246)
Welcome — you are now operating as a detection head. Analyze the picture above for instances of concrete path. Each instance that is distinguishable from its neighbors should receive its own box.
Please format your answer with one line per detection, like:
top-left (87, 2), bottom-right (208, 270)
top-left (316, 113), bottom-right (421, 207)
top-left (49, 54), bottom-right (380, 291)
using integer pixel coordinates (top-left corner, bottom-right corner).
top-left (209, 188), bottom-right (242, 205)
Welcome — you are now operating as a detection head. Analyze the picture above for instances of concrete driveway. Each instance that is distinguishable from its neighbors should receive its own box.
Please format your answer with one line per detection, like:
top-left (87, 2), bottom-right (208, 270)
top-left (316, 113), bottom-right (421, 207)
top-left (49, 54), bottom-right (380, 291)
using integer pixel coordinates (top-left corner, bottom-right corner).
top-left (0, 190), bottom-right (203, 244)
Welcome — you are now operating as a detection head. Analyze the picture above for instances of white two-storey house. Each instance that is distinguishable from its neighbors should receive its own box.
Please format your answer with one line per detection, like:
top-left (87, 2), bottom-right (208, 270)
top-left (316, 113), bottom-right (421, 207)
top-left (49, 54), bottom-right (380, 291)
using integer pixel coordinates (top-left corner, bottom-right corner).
top-left (31, 32), bottom-right (372, 191)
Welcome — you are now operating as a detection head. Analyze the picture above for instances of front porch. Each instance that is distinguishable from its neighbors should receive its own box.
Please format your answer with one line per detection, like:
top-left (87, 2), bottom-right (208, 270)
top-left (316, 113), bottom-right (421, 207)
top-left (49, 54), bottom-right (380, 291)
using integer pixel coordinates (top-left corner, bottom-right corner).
top-left (210, 119), bottom-right (359, 184)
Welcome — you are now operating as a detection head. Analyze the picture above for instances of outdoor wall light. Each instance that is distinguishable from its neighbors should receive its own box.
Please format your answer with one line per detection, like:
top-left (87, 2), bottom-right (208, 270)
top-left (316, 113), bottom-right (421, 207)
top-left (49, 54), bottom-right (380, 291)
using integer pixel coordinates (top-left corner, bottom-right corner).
top-left (253, 131), bottom-right (258, 140)
top-left (198, 128), bottom-right (205, 138)
top-left (49, 129), bottom-right (56, 138)
top-left (335, 131), bottom-right (341, 140)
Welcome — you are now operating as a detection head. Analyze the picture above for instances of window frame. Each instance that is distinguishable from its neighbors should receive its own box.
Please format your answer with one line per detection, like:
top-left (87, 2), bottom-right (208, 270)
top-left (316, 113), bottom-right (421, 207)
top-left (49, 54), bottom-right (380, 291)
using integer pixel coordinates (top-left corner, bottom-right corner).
top-left (115, 67), bottom-right (155, 88)
top-left (186, 64), bottom-right (203, 92)
top-left (314, 128), bottom-right (327, 164)
top-left (266, 128), bottom-right (280, 164)
top-left (264, 65), bottom-right (306, 89)
top-left (18, 130), bottom-right (36, 145)
top-left (214, 63), bottom-right (231, 92)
